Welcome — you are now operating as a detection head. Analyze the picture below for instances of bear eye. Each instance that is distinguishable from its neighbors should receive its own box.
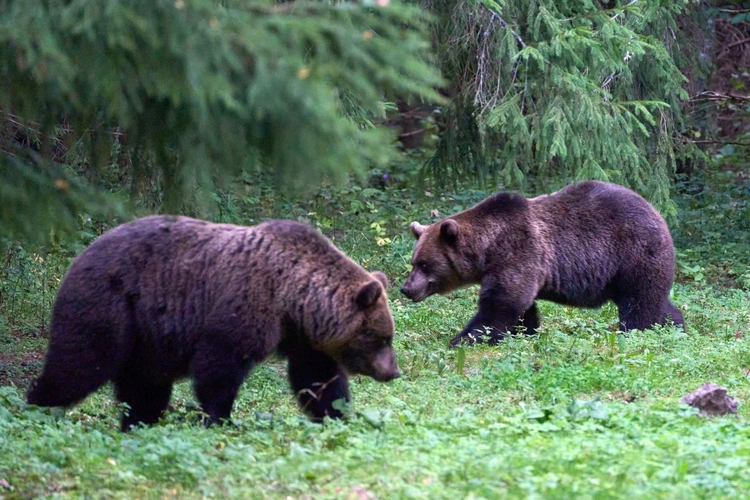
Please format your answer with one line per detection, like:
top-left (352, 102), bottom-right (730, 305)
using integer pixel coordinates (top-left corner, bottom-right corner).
top-left (376, 337), bottom-right (391, 348)
top-left (417, 261), bottom-right (429, 272)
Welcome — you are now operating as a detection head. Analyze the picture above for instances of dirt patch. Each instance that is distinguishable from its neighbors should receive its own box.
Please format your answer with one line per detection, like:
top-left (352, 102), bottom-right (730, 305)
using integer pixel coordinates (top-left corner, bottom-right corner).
top-left (0, 330), bottom-right (46, 388)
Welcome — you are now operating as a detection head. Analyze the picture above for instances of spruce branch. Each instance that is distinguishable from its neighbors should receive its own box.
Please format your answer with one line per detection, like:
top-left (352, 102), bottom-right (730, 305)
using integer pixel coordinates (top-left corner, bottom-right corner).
top-left (0, 0), bottom-right (443, 240)
top-left (422, 0), bottom-right (687, 211)
top-left (486, 10), bottom-right (526, 48)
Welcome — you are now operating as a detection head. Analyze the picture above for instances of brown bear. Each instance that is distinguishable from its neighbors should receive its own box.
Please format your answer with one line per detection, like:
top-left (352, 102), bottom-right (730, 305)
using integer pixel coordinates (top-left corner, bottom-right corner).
top-left (400, 180), bottom-right (684, 346)
top-left (27, 216), bottom-right (399, 430)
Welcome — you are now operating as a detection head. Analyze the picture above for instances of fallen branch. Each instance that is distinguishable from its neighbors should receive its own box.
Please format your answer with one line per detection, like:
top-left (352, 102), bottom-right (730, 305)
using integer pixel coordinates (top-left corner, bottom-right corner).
top-left (685, 139), bottom-right (750, 147)
top-left (689, 91), bottom-right (750, 103)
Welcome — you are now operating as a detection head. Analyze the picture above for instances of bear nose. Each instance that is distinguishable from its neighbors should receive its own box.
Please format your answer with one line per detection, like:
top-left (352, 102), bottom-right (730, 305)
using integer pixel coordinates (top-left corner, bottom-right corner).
top-left (400, 286), bottom-right (410, 297)
top-left (379, 369), bottom-right (400, 382)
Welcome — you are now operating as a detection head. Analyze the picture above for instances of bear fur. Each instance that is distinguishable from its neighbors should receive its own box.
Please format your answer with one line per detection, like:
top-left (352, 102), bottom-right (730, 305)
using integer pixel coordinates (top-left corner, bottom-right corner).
top-left (400, 180), bottom-right (684, 346)
top-left (27, 216), bottom-right (399, 430)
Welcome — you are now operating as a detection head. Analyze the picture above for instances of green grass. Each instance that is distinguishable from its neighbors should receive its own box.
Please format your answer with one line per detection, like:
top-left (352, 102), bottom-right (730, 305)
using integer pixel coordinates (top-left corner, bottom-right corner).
top-left (1, 173), bottom-right (750, 499)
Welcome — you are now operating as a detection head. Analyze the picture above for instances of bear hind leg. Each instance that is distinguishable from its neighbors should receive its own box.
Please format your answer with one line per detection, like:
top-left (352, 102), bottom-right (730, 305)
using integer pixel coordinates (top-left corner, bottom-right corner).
top-left (28, 318), bottom-right (128, 408)
top-left (286, 347), bottom-right (350, 421)
top-left (662, 301), bottom-right (685, 329)
top-left (193, 376), bottom-right (245, 426)
top-left (515, 302), bottom-right (540, 336)
top-left (114, 372), bottom-right (173, 431)
top-left (27, 366), bottom-right (110, 408)
top-left (192, 346), bottom-right (250, 426)
top-left (27, 347), bottom-right (114, 408)
top-left (616, 294), bottom-right (667, 332)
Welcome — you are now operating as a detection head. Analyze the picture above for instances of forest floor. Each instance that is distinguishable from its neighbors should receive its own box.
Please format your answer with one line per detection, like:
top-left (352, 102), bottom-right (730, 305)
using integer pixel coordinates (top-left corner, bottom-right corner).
top-left (0, 172), bottom-right (749, 499)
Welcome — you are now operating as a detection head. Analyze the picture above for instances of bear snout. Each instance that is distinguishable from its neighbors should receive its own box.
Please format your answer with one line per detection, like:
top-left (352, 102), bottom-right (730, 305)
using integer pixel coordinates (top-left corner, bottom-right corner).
top-left (400, 283), bottom-right (427, 303)
top-left (374, 367), bottom-right (400, 382)
top-left (371, 350), bottom-right (400, 382)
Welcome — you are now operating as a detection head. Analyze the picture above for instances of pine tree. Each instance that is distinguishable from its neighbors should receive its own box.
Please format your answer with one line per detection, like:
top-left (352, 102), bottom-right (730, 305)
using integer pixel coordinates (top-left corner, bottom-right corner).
top-left (420, 0), bottom-right (693, 210)
top-left (0, 0), bottom-right (443, 240)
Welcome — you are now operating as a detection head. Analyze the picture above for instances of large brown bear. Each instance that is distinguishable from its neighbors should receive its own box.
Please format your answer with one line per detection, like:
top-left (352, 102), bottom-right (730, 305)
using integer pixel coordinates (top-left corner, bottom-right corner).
top-left (400, 181), bottom-right (684, 346)
top-left (27, 216), bottom-right (399, 430)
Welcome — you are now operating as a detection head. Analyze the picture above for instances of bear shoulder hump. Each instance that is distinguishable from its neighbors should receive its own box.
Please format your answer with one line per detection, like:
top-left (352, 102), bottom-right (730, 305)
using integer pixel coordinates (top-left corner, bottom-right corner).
top-left (475, 192), bottom-right (529, 218)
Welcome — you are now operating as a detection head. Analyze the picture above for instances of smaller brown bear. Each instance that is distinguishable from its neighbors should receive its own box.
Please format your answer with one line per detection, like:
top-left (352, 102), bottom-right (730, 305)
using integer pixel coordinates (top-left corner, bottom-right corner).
top-left (401, 181), bottom-right (684, 346)
top-left (27, 216), bottom-right (399, 430)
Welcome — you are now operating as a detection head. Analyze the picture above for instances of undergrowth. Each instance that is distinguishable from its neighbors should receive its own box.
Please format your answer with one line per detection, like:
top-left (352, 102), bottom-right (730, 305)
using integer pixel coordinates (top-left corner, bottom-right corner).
top-left (0, 172), bottom-right (749, 498)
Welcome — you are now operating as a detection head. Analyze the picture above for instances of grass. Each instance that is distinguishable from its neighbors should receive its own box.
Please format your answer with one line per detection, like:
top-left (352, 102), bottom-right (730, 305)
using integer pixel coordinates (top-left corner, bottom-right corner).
top-left (1, 172), bottom-right (749, 499)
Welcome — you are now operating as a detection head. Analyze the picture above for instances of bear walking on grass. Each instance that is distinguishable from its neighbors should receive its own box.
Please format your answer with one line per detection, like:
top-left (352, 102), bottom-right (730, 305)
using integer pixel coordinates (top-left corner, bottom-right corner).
top-left (400, 181), bottom-right (685, 346)
top-left (27, 216), bottom-right (400, 430)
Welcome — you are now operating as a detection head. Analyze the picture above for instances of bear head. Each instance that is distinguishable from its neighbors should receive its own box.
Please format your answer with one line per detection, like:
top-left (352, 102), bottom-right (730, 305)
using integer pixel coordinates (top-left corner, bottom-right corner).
top-left (326, 271), bottom-right (400, 382)
top-left (400, 219), bottom-right (479, 302)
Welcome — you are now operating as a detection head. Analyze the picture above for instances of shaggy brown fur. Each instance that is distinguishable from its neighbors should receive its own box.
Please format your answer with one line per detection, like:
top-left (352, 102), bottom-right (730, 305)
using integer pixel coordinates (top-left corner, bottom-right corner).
top-left (27, 216), bottom-right (399, 430)
top-left (401, 181), bottom-right (684, 346)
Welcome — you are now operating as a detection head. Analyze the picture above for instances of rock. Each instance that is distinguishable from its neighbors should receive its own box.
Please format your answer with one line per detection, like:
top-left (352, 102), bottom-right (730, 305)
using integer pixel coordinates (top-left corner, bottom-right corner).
top-left (681, 383), bottom-right (738, 417)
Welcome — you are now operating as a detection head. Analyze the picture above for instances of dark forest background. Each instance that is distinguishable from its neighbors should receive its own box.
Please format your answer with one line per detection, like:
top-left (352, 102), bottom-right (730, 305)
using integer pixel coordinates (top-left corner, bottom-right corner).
top-left (1, 1), bottom-right (749, 242)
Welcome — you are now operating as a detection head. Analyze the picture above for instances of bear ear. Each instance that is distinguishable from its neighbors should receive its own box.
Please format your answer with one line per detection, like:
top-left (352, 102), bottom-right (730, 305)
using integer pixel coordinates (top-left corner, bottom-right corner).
top-left (371, 271), bottom-right (389, 288)
top-left (440, 219), bottom-right (459, 244)
top-left (355, 279), bottom-right (383, 310)
top-left (410, 222), bottom-right (426, 240)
